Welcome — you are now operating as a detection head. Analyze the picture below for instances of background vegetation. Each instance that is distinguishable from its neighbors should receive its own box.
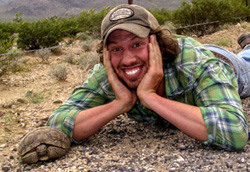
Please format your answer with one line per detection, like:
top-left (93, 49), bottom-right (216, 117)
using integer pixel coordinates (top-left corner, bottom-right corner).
top-left (0, 0), bottom-right (249, 54)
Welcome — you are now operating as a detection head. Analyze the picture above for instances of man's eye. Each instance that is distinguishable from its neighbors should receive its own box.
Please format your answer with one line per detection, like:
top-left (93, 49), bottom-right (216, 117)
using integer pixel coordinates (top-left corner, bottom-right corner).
top-left (133, 43), bottom-right (141, 48)
top-left (112, 47), bottom-right (121, 52)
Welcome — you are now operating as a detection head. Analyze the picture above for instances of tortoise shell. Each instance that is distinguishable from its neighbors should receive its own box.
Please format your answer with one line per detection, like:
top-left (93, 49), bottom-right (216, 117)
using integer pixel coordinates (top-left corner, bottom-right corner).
top-left (18, 126), bottom-right (71, 164)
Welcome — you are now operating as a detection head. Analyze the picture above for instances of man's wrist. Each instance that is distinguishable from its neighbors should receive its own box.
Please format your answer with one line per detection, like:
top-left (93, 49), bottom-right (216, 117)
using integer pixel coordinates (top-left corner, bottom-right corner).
top-left (138, 92), bottom-right (158, 109)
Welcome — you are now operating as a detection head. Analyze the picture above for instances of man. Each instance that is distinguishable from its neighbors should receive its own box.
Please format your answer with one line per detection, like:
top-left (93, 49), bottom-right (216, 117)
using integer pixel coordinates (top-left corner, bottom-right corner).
top-left (19, 4), bottom-right (250, 163)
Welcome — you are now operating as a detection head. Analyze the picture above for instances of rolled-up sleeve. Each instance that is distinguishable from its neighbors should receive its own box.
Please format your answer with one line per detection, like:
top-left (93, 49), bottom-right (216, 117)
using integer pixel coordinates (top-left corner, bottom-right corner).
top-left (46, 64), bottom-right (114, 142)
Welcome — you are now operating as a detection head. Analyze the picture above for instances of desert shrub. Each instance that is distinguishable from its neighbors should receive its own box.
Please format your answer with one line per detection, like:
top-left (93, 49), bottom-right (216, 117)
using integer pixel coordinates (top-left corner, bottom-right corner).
top-left (64, 54), bottom-right (76, 64)
top-left (35, 49), bottom-right (52, 62)
top-left (0, 48), bottom-right (25, 76)
top-left (0, 23), bottom-right (16, 54)
top-left (59, 16), bottom-right (80, 37)
top-left (217, 37), bottom-right (232, 47)
top-left (25, 91), bottom-right (44, 104)
top-left (0, 37), bottom-right (15, 54)
top-left (76, 32), bottom-right (91, 41)
top-left (77, 7), bottom-right (110, 39)
top-left (8, 61), bottom-right (24, 73)
top-left (77, 52), bottom-right (99, 71)
top-left (0, 59), bottom-right (7, 76)
top-left (148, 8), bottom-right (171, 25)
top-left (172, 0), bottom-right (250, 35)
top-left (82, 40), bottom-right (94, 52)
top-left (162, 21), bottom-right (177, 33)
top-left (17, 17), bottom-right (63, 50)
top-left (51, 47), bottom-right (62, 55)
top-left (49, 64), bottom-right (67, 81)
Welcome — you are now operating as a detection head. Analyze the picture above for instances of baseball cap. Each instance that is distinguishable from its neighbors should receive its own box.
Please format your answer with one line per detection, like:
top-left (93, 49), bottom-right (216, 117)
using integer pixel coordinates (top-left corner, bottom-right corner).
top-left (101, 4), bottom-right (160, 45)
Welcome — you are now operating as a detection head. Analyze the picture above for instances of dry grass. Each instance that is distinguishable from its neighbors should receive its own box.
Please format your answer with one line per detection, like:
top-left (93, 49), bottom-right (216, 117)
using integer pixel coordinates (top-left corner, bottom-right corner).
top-left (35, 49), bottom-right (52, 62)
top-left (48, 64), bottom-right (68, 81)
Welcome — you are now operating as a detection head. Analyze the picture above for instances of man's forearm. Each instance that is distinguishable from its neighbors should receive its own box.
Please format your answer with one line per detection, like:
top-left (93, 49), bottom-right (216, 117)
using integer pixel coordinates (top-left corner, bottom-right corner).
top-left (72, 100), bottom-right (128, 141)
top-left (140, 93), bottom-right (208, 141)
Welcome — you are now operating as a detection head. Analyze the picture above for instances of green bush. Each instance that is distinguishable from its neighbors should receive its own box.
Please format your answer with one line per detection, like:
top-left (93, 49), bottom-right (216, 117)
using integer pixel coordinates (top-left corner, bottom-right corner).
top-left (17, 17), bottom-right (63, 50)
top-left (172, 0), bottom-right (250, 35)
top-left (58, 16), bottom-right (80, 38)
top-left (148, 8), bottom-right (171, 25)
top-left (0, 23), bottom-right (16, 54)
top-left (77, 7), bottom-right (110, 39)
top-left (0, 48), bottom-right (26, 76)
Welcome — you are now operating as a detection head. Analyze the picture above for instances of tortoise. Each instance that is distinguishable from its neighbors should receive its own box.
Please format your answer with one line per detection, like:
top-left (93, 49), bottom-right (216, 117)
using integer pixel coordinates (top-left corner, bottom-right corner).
top-left (18, 126), bottom-right (71, 164)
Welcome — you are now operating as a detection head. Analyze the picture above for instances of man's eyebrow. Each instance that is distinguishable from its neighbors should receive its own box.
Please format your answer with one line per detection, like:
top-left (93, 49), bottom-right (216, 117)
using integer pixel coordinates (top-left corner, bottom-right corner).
top-left (108, 35), bottom-right (141, 45)
top-left (107, 41), bottom-right (117, 45)
top-left (131, 35), bottom-right (140, 40)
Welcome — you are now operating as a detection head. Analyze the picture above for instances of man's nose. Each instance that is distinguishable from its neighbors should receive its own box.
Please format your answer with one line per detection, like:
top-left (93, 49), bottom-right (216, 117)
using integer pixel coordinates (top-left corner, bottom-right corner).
top-left (122, 50), bottom-right (136, 65)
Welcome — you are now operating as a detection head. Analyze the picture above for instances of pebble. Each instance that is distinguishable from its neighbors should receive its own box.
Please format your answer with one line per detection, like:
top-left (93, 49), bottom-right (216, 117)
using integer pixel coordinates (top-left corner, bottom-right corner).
top-left (238, 158), bottom-right (246, 164)
top-left (2, 166), bottom-right (10, 172)
top-left (53, 100), bottom-right (63, 104)
top-left (176, 155), bottom-right (185, 162)
top-left (17, 98), bottom-right (26, 104)
top-left (177, 143), bottom-right (186, 150)
top-left (0, 144), bottom-right (7, 148)
top-left (226, 161), bottom-right (234, 168)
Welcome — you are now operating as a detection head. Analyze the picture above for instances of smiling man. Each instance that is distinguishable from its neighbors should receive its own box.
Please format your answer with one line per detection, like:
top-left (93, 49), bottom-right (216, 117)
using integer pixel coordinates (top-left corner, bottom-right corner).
top-left (46, 4), bottom-right (249, 155)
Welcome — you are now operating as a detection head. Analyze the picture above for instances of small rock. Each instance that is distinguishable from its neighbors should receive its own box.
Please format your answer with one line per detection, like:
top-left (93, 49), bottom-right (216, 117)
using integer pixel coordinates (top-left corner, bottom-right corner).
top-left (177, 143), bottom-right (186, 150)
top-left (17, 98), bottom-right (26, 104)
top-left (24, 166), bottom-right (32, 171)
top-left (9, 155), bottom-right (14, 160)
top-left (21, 122), bottom-right (26, 128)
top-left (0, 111), bottom-right (3, 117)
top-left (11, 147), bottom-right (17, 151)
top-left (0, 144), bottom-right (7, 148)
top-left (53, 100), bottom-right (63, 104)
top-left (11, 105), bottom-right (16, 109)
top-left (238, 158), bottom-right (246, 164)
top-left (176, 155), bottom-right (185, 162)
top-left (3, 102), bottom-right (15, 108)
top-left (2, 166), bottom-right (10, 172)
top-left (226, 161), bottom-right (234, 168)
top-left (16, 169), bottom-right (22, 172)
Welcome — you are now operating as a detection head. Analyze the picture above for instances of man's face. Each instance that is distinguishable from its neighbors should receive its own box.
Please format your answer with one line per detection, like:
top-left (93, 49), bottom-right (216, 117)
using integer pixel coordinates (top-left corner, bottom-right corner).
top-left (107, 30), bottom-right (150, 89)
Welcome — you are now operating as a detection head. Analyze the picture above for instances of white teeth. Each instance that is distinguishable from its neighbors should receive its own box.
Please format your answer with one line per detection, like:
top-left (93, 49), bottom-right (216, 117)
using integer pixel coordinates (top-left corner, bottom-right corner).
top-left (125, 68), bottom-right (139, 75)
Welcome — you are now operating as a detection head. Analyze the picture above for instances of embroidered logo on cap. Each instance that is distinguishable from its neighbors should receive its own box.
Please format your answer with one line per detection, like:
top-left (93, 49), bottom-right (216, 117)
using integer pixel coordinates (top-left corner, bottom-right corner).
top-left (110, 8), bottom-right (134, 21)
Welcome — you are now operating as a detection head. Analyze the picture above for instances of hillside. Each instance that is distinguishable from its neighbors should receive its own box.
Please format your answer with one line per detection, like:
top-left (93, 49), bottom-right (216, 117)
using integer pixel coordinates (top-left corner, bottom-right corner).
top-left (0, 0), bottom-right (11, 5)
top-left (0, 0), bottom-right (191, 21)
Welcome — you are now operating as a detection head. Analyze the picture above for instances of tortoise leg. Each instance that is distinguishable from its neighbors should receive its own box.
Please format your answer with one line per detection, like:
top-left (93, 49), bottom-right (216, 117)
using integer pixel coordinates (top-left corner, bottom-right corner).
top-left (21, 151), bottom-right (39, 164)
top-left (36, 144), bottom-right (47, 156)
top-left (47, 146), bottom-right (67, 159)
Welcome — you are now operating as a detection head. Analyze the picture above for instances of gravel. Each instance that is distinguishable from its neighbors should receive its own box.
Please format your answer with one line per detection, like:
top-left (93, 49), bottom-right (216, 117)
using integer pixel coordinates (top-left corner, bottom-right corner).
top-left (1, 97), bottom-right (250, 171)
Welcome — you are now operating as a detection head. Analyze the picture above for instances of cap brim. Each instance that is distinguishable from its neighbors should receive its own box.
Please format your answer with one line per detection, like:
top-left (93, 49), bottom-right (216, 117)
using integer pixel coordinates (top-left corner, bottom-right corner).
top-left (103, 23), bottom-right (150, 45)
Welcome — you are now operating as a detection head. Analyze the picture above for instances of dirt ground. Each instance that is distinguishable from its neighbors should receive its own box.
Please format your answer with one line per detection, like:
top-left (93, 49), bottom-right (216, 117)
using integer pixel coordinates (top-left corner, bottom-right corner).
top-left (0, 22), bottom-right (250, 171)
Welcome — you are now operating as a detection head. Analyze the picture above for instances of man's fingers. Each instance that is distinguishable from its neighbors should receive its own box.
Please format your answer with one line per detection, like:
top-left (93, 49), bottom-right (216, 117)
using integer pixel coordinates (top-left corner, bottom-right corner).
top-left (149, 35), bottom-right (163, 69)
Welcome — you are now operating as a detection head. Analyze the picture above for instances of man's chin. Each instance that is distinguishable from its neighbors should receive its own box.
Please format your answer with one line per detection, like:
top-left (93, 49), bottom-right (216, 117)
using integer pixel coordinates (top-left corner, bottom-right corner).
top-left (118, 75), bottom-right (141, 89)
top-left (124, 81), bottom-right (140, 89)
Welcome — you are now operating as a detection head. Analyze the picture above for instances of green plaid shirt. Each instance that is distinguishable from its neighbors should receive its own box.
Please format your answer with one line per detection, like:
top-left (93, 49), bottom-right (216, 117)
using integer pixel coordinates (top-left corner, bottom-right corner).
top-left (47, 35), bottom-right (248, 150)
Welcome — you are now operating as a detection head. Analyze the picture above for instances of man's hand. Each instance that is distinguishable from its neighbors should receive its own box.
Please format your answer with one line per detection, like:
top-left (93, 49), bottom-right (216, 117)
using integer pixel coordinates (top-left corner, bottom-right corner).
top-left (137, 35), bottom-right (164, 108)
top-left (103, 47), bottom-right (137, 113)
